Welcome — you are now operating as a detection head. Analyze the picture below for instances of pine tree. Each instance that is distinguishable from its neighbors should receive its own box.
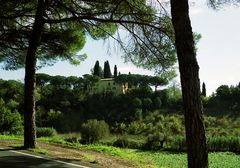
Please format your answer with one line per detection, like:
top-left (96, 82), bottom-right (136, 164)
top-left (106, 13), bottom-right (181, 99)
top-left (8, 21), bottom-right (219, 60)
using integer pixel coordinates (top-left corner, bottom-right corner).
top-left (103, 61), bottom-right (112, 78)
top-left (114, 65), bottom-right (118, 78)
top-left (170, 0), bottom-right (208, 167)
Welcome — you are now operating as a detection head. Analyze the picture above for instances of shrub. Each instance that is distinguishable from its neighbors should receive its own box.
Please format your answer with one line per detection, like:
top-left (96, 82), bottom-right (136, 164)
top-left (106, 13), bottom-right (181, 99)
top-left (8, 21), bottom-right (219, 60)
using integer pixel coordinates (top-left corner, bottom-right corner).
top-left (126, 121), bottom-right (144, 135)
top-left (64, 136), bottom-right (80, 144)
top-left (113, 136), bottom-right (130, 148)
top-left (168, 136), bottom-right (240, 152)
top-left (132, 97), bottom-right (142, 108)
top-left (36, 127), bottom-right (57, 137)
top-left (169, 136), bottom-right (186, 152)
top-left (153, 97), bottom-right (162, 109)
top-left (143, 132), bottom-right (167, 150)
top-left (113, 135), bottom-right (143, 149)
top-left (81, 119), bottom-right (109, 144)
top-left (0, 99), bottom-right (23, 135)
top-left (207, 136), bottom-right (240, 152)
top-left (111, 122), bottom-right (126, 134)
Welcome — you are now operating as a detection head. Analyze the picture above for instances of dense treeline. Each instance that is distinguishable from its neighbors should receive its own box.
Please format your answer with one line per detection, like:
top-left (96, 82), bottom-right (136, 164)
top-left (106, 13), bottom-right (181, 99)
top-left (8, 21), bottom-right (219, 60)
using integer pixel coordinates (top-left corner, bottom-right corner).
top-left (0, 76), bottom-right (239, 134)
top-left (34, 73), bottom-right (180, 132)
top-left (0, 73), bottom-right (178, 132)
top-left (205, 83), bottom-right (240, 116)
top-left (0, 79), bottom-right (24, 134)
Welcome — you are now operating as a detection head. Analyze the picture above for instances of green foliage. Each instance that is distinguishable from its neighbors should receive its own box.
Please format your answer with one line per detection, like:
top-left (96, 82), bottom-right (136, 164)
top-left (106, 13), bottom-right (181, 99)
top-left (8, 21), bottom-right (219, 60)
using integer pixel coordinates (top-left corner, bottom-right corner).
top-left (64, 136), bottom-right (81, 144)
top-left (207, 84), bottom-right (240, 115)
top-left (142, 98), bottom-right (153, 112)
top-left (115, 74), bottom-right (168, 88)
top-left (0, 79), bottom-right (23, 104)
top-left (126, 121), bottom-right (145, 135)
top-left (165, 135), bottom-right (240, 153)
top-left (201, 82), bottom-right (207, 97)
top-left (132, 97), bottom-right (142, 108)
top-left (0, 99), bottom-right (23, 135)
top-left (207, 136), bottom-right (240, 152)
top-left (111, 123), bottom-right (127, 134)
top-left (113, 136), bottom-right (130, 148)
top-left (143, 132), bottom-right (166, 150)
top-left (114, 65), bottom-right (118, 78)
top-left (93, 60), bottom-right (103, 78)
top-left (153, 97), bottom-right (162, 109)
top-left (36, 127), bottom-right (57, 137)
top-left (1, 134), bottom-right (240, 168)
top-left (81, 119), bottom-right (110, 144)
top-left (103, 61), bottom-right (112, 78)
top-left (87, 23), bottom-right (116, 40)
top-left (113, 135), bottom-right (144, 149)
top-left (216, 85), bottom-right (231, 97)
top-left (113, 135), bottom-right (143, 149)
top-left (169, 136), bottom-right (186, 152)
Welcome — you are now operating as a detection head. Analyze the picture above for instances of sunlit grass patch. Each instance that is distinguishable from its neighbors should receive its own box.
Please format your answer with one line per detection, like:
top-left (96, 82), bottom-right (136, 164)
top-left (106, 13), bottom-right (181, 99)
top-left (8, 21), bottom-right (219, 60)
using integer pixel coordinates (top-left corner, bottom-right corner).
top-left (80, 153), bottom-right (98, 164)
top-left (0, 134), bottom-right (23, 140)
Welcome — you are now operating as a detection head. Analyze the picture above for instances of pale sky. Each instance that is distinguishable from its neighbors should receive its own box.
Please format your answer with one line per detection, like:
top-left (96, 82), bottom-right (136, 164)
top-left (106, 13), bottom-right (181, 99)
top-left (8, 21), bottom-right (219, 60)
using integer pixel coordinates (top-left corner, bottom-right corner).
top-left (0, 1), bottom-right (239, 95)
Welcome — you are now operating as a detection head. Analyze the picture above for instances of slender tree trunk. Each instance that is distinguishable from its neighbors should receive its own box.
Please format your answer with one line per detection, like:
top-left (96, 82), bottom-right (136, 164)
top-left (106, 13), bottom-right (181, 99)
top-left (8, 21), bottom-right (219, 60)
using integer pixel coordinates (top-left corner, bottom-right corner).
top-left (24, 0), bottom-right (45, 148)
top-left (170, 0), bottom-right (208, 167)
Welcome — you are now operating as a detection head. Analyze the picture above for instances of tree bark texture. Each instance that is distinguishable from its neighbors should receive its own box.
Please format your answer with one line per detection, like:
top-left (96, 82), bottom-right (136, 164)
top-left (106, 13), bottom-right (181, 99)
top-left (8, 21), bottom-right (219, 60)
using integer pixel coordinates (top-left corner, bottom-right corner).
top-left (24, 0), bottom-right (45, 148)
top-left (170, 0), bottom-right (208, 167)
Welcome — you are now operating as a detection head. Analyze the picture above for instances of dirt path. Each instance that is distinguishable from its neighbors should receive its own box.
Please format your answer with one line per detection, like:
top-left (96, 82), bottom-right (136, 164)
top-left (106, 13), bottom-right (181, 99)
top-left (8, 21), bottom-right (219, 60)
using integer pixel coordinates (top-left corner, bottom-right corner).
top-left (0, 140), bottom-right (135, 168)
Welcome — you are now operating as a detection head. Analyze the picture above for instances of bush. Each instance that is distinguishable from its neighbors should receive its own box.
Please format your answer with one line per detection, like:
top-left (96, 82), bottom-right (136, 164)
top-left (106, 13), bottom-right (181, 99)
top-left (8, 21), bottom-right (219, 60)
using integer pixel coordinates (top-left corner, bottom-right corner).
top-left (207, 136), bottom-right (240, 152)
top-left (143, 132), bottom-right (167, 150)
top-left (62, 133), bottom-right (81, 144)
top-left (81, 119), bottom-right (109, 144)
top-left (113, 136), bottom-right (130, 148)
top-left (64, 136), bottom-right (80, 143)
top-left (113, 135), bottom-right (144, 149)
top-left (111, 123), bottom-right (126, 134)
top-left (126, 121), bottom-right (145, 135)
top-left (169, 136), bottom-right (186, 152)
top-left (0, 99), bottom-right (23, 135)
top-left (36, 127), bottom-right (57, 137)
top-left (168, 136), bottom-right (240, 152)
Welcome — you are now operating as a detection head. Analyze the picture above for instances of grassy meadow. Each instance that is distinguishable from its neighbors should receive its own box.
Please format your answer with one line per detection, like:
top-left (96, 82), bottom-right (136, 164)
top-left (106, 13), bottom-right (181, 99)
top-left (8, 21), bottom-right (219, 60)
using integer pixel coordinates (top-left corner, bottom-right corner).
top-left (0, 134), bottom-right (239, 168)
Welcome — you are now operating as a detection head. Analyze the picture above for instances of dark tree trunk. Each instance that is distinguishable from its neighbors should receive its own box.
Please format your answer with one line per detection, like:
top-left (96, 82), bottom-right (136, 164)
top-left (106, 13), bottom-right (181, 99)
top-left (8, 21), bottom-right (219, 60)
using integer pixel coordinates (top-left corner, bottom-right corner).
top-left (24, 0), bottom-right (45, 148)
top-left (170, 0), bottom-right (208, 167)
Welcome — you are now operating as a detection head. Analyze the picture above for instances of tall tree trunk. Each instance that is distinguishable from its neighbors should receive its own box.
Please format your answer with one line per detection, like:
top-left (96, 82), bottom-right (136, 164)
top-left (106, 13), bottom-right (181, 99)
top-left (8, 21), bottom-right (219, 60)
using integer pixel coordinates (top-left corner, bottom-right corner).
top-left (170, 0), bottom-right (208, 167)
top-left (24, 0), bottom-right (45, 148)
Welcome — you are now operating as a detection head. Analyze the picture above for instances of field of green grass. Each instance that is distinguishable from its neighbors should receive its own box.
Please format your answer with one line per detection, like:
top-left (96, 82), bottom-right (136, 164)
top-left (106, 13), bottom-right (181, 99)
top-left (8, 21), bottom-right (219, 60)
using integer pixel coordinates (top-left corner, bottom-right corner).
top-left (1, 135), bottom-right (239, 168)
top-left (81, 145), bottom-right (240, 168)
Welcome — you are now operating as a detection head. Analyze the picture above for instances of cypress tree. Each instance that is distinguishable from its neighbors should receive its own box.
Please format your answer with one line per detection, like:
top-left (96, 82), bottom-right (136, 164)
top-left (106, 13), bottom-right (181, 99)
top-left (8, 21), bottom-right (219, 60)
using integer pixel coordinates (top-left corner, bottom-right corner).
top-left (114, 65), bottom-right (118, 78)
top-left (201, 82), bottom-right (206, 97)
top-left (103, 61), bottom-right (112, 78)
top-left (93, 60), bottom-right (103, 77)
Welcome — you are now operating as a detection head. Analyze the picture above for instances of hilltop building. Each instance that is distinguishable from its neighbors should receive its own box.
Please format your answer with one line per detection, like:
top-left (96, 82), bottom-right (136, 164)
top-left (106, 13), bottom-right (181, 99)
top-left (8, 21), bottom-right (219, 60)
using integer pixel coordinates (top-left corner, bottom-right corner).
top-left (88, 78), bottom-right (130, 95)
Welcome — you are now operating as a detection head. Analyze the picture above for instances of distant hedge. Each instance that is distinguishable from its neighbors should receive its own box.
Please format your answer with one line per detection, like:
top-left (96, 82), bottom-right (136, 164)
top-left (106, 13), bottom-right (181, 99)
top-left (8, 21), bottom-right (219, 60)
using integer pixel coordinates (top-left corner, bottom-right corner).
top-left (36, 127), bottom-right (57, 137)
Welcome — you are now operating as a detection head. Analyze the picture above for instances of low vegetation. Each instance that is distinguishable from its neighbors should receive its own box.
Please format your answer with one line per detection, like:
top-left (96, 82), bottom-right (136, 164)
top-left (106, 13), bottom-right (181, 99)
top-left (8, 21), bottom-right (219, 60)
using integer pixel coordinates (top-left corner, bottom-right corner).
top-left (0, 134), bottom-right (239, 168)
top-left (36, 127), bottom-right (57, 138)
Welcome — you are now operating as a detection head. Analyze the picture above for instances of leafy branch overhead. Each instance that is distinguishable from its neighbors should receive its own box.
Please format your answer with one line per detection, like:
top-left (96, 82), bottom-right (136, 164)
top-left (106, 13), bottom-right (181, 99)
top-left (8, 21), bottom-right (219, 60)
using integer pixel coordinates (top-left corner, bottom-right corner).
top-left (0, 0), bottom-right (176, 73)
